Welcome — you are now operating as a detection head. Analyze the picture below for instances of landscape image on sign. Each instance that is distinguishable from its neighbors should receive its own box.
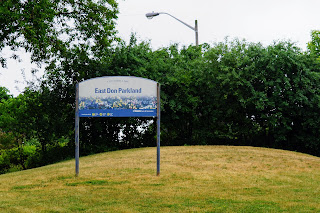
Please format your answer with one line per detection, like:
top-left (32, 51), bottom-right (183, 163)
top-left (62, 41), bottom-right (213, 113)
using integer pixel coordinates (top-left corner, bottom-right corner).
top-left (78, 77), bottom-right (158, 117)
top-left (79, 96), bottom-right (157, 110)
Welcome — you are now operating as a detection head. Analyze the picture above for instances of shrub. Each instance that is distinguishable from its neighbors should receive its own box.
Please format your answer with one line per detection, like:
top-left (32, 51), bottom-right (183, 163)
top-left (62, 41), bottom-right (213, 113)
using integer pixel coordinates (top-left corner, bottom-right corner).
top-left (0, 143), bottom-right (38, 174)
top-left (0, 151), bottom-right (10, 174)
top-left (0, 130), bottom-right (17, 150)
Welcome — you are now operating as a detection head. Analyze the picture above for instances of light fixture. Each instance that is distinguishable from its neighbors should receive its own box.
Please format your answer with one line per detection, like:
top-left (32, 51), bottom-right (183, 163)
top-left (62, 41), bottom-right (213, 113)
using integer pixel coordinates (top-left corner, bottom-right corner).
top-left (145, 12), bottom-right (199, 46)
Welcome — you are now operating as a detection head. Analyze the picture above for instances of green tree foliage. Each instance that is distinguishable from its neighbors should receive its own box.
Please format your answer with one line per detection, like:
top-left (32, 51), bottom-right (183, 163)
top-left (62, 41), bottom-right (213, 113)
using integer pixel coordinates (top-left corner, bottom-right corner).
top-left (0, 94), bottom-right (30, 137)
top-left (0, 142), bottom-right (39, 174)
top-left (0, 0), bottom-right (120, 173)
top-left (308, 30), bottom-right (320, 60)
top-left (37, 36), bottom-right (320, 157)
top-left (40, 37), bottom-right (161, 154)
top-left (200, 40), bottom-right (320, 155)
top-left (0, 0), bottom-right (118, 67)
top-left (0, 90), bottom-right (73, 173)
top-left (2, 35), bottom-right (320, 174)
top-left (0, 87), bottom-right (12, 101)
top-left (0, 130), bottom-right (17, 150)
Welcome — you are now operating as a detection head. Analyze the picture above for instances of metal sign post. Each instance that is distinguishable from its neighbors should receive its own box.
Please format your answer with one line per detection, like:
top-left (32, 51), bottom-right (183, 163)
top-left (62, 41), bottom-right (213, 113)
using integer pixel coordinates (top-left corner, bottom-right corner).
top-left (156, 83), bottom-right (161, 176)
top-left (75, 76), bottom-right (160, 176)
top-left (75, 84), bottom-right (80, 177)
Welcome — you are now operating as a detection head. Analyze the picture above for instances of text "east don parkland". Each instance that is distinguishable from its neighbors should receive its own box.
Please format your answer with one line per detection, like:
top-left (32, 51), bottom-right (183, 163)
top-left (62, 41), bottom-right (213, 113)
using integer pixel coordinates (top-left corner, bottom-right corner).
top-left (95, 88), bottom-right (142, 94)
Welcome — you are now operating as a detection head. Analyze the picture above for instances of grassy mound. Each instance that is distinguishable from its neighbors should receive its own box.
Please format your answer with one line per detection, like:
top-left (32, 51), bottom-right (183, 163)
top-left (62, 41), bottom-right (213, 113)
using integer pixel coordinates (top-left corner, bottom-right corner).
top-left (0, 146), bottom-right (319, 212)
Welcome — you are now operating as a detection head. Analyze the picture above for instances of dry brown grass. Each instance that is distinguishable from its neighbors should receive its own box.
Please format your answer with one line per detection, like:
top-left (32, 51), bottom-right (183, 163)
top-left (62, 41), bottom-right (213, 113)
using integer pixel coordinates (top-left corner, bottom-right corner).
top-left (0, 146), bottom-right (319, 212)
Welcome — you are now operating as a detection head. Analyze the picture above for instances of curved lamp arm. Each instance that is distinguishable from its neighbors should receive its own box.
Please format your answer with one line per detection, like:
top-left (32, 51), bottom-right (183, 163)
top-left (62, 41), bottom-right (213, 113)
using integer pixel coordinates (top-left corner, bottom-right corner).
top-left (146, 12), bottom-right (199, 46)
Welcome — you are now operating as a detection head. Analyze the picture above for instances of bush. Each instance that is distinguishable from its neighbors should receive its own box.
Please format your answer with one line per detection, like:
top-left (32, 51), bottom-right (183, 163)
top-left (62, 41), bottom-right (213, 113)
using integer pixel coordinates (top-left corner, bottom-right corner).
top-left (0, 130), bottom-right (17, 150)
top-left (0, 137), bottom-right (75, 174)
top-left (43, 138), bottom-right (74, 165)
top-left (0, 151), bottom-right (10, 174)
top-left (0, 143), bottom-right (38, 174)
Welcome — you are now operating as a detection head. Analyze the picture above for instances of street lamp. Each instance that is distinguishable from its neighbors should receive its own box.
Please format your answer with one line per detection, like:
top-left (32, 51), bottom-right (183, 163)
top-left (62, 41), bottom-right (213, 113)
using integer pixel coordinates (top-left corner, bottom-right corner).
top-left (145, 12), bottom-right (199, 47)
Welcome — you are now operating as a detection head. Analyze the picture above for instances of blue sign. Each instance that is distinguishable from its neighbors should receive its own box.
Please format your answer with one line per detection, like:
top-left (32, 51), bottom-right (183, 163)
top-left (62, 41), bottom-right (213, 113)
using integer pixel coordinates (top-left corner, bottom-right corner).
top-left (77, 76), bottom-right (158, 117)
top-left (75, 76), bottom-right (161, 176)
top-left (79, 109), bottom-right (157, 117)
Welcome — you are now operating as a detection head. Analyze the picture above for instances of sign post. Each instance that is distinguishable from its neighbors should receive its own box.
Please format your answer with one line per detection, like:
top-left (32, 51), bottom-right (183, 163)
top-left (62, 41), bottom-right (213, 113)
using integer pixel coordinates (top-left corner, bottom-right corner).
top-left (157, 83), bottom-right (160, 176)
top-left (75, 76), bottom-right (160, 176)
top-left (75, 83), bottom-right (80, 176)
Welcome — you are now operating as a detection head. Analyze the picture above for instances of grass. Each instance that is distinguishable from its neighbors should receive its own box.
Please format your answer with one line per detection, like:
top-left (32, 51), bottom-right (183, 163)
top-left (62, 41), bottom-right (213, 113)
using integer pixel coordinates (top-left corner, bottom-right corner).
top-left (0, 145), bottom-right (319, 212)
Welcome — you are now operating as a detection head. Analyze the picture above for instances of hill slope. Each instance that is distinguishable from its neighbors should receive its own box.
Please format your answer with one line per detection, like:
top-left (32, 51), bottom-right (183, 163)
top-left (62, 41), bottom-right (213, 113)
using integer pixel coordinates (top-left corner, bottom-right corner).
top-left (0, 146), bottom-right (319, 212)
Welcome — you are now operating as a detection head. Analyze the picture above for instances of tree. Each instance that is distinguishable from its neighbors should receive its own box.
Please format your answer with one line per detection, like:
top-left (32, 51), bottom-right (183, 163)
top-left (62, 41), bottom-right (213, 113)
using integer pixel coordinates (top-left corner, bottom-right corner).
top-left (0, 0), bottom-right (118, 68)
top-left (308, 30), bottom-right (320, 60)
top-left (200, 39), bottom-right (320, 155)
top-left (0, 87), bottom-right (12, 101)
top-left (0, 93), bottom-right (31, 138)
top-left (24, 37), bottom-right (156, 154)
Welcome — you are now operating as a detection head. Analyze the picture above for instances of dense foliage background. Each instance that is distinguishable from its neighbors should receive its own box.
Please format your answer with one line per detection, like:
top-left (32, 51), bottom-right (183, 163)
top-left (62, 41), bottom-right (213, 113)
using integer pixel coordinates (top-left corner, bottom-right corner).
top-left (1, 1), bottom-right (320, 174)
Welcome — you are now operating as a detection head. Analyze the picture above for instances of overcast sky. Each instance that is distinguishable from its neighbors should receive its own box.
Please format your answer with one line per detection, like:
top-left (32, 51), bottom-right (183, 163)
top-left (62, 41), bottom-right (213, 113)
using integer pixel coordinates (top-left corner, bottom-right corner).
top-left (1, 0), bottom-right (320, 96)
top-left (117, 0), bottom-right (320, 48)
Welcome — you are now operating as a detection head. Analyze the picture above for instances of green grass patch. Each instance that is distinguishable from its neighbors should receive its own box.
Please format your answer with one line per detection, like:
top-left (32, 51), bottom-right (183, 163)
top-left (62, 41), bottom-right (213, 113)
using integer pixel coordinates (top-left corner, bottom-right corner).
top-left (65, 180), bottom-right (130, 186)
top-left (66, 180), bottom-right (107, 186)
top-left (11, 184), bottom-right (47, 190)
top-left (0, 146), bottom-right (319, 212)
top-left (56, 175), bottom-right (74, 180)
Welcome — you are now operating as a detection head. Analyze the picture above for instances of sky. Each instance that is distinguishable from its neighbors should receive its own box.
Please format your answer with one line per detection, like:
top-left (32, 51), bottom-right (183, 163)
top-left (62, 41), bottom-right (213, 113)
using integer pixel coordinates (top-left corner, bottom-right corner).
top-left (1, 0), bottom-right (320, 96)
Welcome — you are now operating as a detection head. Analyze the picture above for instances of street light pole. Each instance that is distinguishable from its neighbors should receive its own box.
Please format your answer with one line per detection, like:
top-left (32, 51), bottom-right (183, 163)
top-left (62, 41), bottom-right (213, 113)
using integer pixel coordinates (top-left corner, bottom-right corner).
top-left (146, 12), bottom-right (199, 46)
top-left (195, 20), bottom-right (198, 47)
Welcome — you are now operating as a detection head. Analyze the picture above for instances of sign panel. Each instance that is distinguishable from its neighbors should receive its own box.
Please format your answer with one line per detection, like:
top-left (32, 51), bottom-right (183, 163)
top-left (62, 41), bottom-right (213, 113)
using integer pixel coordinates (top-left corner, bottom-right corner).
top-left (75, 76), bottom-right (160, 176)
top-left (78, 76), bottom-right (157, 117)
